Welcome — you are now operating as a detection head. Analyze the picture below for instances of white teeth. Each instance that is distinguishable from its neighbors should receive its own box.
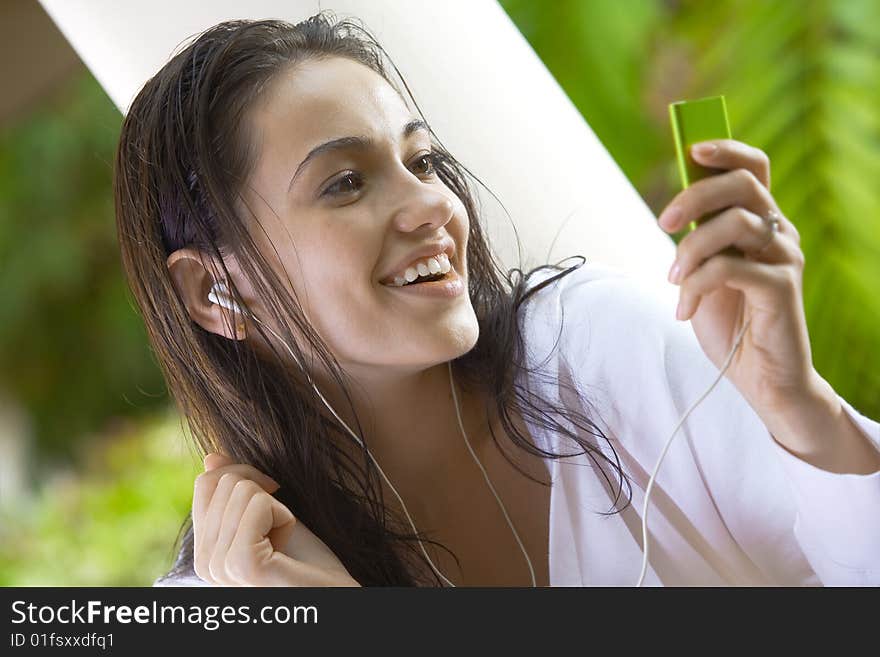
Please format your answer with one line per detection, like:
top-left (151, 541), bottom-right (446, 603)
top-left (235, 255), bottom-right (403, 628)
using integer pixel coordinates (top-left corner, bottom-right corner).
top-left (386, 252), bottom-right (453, 286)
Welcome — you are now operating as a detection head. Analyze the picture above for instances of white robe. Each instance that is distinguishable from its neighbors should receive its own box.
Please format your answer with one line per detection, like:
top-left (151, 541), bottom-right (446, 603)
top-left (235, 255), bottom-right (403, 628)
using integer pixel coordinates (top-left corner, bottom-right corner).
top-left (522, 262), bottom-right (880, 586)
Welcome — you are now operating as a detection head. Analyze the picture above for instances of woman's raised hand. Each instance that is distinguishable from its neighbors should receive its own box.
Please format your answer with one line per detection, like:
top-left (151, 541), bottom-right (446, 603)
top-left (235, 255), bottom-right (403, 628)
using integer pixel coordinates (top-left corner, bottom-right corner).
top-left (192, 452), bottom-right (360, 586)
top-left (657, 139), bottom-right (819, 418)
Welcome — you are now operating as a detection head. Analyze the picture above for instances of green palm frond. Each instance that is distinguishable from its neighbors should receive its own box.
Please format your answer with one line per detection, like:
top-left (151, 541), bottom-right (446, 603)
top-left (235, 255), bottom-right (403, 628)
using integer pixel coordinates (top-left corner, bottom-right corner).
top-left (501, 0), bottom-right (880, 419)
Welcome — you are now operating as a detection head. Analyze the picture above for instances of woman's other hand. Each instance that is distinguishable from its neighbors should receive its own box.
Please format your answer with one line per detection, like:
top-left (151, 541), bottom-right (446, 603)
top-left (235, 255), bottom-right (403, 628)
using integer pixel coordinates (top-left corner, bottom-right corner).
top-left (192, 452), bottom-right (361, 586)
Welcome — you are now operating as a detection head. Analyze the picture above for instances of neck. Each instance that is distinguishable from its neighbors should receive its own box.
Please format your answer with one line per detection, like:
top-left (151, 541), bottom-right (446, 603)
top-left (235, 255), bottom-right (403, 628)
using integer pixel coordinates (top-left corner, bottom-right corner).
top-left (312, 360), bottom-right (494, 492)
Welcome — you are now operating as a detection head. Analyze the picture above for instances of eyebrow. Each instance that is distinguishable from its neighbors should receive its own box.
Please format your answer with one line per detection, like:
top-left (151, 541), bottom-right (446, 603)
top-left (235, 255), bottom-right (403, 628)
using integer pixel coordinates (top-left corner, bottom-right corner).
top-left (288, 118), bottom-right (430, 192)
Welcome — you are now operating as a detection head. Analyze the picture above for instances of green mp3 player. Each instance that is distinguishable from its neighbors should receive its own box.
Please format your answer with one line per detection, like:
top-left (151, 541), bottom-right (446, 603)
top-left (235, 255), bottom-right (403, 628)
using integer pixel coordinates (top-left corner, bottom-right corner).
top-left (668, 95), bottom-right (732, 237)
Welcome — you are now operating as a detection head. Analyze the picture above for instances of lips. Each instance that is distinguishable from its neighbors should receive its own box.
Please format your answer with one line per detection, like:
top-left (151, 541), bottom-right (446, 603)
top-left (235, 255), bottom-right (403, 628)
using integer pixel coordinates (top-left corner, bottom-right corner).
top-left (379, 239), bottom-right (455, 285)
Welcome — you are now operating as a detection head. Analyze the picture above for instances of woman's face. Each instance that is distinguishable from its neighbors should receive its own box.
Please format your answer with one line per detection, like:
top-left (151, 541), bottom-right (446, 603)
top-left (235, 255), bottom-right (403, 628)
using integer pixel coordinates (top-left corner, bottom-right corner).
top-left (241, 56), bottom-right (479, 377)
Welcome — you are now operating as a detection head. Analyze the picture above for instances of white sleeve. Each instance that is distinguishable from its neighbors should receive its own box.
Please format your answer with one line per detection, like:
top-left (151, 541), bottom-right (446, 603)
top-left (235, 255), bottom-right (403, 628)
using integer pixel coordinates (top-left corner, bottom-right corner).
top-left (152, 572), bottom-right (211, 587)
top-left (552, 263), bottom-right (880, 586)
top-left (765, 397), bottom-right (880, 585)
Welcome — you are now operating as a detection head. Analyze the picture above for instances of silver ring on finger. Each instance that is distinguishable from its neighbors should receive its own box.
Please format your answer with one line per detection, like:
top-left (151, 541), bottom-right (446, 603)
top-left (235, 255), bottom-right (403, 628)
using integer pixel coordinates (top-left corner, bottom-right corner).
top-left (753, 209), bottom-right (781, 256)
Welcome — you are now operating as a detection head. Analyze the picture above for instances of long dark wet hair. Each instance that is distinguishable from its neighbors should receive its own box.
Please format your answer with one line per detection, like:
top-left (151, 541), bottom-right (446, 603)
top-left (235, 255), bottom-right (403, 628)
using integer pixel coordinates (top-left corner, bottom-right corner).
top-left (113, 10), bottom-right (632, 586)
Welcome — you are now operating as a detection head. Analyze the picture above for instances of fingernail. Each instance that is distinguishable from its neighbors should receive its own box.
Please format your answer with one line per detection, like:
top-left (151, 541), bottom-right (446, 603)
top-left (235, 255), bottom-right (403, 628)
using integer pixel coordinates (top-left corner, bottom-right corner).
top-left (660, 206), bottom-right (681, 229)
top-left (668, 262), bottom-right (681, 284)
top-left (692, 142), bottom-right (718, 157)
top-left (675, 300), bottom-right (684, 320)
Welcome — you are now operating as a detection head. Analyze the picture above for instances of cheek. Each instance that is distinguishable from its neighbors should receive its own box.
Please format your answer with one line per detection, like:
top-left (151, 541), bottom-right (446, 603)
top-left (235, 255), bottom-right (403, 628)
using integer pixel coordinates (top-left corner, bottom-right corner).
top-left (300, 258), bottom-right (383, 329)
top-left (309, 280), bottom-right (409, 362)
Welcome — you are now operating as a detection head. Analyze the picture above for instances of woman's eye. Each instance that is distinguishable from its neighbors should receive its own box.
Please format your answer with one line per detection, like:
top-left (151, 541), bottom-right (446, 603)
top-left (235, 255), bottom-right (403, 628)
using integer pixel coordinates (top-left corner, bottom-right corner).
top-left (412, 152), bottom-right (439, 176)
top-left (323, 172), bottom-right (363, 197)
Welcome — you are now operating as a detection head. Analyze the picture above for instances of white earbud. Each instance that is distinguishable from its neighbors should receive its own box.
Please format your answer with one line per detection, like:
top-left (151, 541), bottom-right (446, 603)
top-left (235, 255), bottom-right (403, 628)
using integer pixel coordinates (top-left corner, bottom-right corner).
top-left (208, 281), bottom-right (247, 316)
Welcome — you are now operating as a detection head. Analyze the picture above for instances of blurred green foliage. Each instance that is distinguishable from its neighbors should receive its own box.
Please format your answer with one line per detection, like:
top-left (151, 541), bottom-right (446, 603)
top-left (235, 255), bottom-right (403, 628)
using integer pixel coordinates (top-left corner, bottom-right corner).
top-left (0, 73), bottom-right (167, 461)
top-left (1, 0), bottom-right (877, 585)
top-left (0, 410), bottom-right (200, 586)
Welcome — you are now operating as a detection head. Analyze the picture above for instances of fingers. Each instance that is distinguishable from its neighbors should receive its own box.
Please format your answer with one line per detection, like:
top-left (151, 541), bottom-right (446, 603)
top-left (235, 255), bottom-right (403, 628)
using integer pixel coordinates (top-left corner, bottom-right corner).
top-left (676, 253), bottom-right (801, 322)
top-left (193, 463), bottom-right (280, 525)
top-left (690, 139), bottom-right (771, 189)
top-left (192, 454), bottom-right (281, 585)
top-left (227, 494), bottom-right (298, 586)
top-left (195, 474), bottom-right (297, 586)
top-left (204, 452), bottom-right (233, 470)
top-left (191, 454), bottom-right (356, 587)
top-left (656, 138), bottom-right (806, 322)
top-left (195, 471), bottom-right (239, 584)
top-left (659, 167), bottom-right (776, 234)
top-left (201, 453), bottom-right (280, 494)
top-left (669, 206), bottom-right (803, 284)
top-left (658, 138), bottom-right (776, 234)
top-left (212, 479), bottom-right (274, 585)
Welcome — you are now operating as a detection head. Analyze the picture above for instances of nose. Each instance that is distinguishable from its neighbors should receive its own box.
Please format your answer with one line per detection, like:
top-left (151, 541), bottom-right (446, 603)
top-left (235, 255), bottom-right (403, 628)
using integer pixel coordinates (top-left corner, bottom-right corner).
top-left (389, 176), bottom-right (456, 233)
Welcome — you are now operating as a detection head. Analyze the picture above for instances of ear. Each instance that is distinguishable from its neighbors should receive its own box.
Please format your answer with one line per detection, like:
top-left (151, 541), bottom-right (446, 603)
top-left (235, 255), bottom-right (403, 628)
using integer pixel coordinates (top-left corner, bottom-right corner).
top-left (166, 248), bottom-right (245, 341)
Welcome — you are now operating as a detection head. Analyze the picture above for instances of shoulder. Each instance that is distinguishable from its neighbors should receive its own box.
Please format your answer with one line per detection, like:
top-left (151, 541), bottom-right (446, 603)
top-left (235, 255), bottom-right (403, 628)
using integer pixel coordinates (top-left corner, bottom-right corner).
top-left (517, 259), bottom-right (728, 450)
top-left (522, 259), bottom-right (673, 329)
top-left (519, 259), bottom-right (688, 373)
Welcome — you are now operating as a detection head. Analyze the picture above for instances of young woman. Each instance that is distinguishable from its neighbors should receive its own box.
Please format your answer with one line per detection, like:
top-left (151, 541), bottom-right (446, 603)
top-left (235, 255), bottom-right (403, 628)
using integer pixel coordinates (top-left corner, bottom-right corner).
top-left (114, 11), bottom-right (880, 587)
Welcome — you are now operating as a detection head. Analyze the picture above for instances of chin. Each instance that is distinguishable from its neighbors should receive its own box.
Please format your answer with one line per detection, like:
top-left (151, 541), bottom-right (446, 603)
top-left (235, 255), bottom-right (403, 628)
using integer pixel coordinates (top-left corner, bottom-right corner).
top-left (447, 313), bottom-right (481, 356)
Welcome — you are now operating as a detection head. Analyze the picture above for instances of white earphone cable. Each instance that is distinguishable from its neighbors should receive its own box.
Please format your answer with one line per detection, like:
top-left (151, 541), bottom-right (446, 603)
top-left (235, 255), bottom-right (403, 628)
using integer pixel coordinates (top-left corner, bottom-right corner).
top-left (635, 314), bottom-right (751, 586)
top-left (448, 361), bottom-right (537, 586)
